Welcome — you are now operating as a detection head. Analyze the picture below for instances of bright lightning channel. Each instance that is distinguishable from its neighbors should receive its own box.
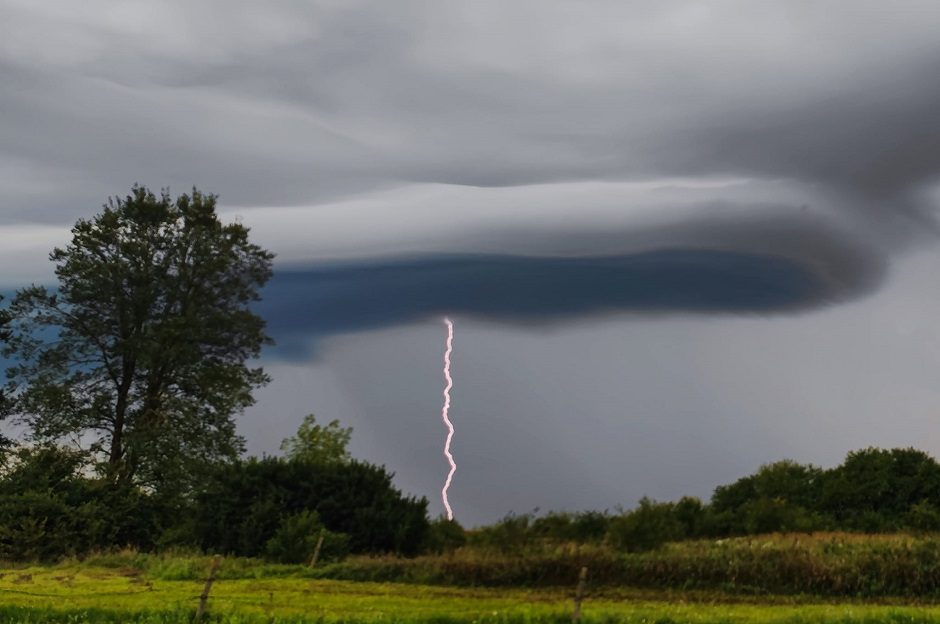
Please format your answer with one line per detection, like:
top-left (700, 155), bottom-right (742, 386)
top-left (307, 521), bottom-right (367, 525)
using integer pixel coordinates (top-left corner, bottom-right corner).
top-left (440, 317), bottom-right (457, 521)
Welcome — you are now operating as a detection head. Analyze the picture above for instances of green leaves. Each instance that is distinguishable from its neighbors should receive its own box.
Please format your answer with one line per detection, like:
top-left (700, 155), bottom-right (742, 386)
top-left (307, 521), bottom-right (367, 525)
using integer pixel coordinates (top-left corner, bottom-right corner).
top-left (263, 509), bottom-right (350, 564)
top-left (4, 185), bottom-right (274, 495)
top-left (280, 414), bottom-right (353, 465)
top-left (193, 456), bottom-right (430, 556)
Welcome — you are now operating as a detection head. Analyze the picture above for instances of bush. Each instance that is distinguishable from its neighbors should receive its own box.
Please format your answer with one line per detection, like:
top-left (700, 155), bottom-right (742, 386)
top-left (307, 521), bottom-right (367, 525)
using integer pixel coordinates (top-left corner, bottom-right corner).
top-left (193, 456), bottom-right (429, 557)
top-left (738, 498), bottom-right (826, 534)
top-left (467, 514), bottom-right (533, 554)
top-left (607, 498), bottom-right (686, 552)
top-left (0, 490), bottom-right (75, 560)
top-left (424, 518), bottom-right (467, 554)
top-left (264, 510), bottom-right (349, 564)
top-left (672, 497), bottom-right (707, 538)
top-left (906, 501), bottom-right (940, 533)
top-left (0, 446), bottom-right (170, 560)
top-left (530, 511), bottom-right (611, 543)
top-left (712, 460), bottom-right (824, 515)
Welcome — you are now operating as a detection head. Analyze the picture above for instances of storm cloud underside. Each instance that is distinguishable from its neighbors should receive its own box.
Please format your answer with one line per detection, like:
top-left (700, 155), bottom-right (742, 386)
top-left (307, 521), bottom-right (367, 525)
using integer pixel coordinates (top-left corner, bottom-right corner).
top-left (260, 248), bottom-right (869, 358)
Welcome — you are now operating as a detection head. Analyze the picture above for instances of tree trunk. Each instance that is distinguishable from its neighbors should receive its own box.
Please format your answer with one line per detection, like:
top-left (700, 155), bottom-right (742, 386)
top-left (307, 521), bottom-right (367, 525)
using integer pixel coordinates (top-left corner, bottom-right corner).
top-left (109, 364), bottom-right (135, 480)
top-left (109, 412), bottom-right (124, 467)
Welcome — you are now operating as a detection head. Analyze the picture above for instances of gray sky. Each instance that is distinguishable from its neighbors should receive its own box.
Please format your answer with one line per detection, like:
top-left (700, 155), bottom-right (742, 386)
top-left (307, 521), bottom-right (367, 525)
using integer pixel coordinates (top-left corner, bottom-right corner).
top-left (2, 1), bottom-right (940, 524)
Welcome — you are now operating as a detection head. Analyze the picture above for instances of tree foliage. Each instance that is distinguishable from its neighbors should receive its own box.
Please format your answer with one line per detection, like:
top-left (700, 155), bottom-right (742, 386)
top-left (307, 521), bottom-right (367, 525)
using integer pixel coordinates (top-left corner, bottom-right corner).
top-left (712, 460), bottom-right (824, 514)
top-left (821, 447), bottom-right (940, 530)
top-left (280, 414), bottom-right (352, 465)
top-left (2, 186), bottom-right (273, 492)
top-left (424, 517), bottom-right (467, 554)
top-left (263, 509), bottom-right (349, 564)
top-left (0, 445), bottom-right (167, 560)
top-left (607, 497), bottom-right (687, 552)
top-left (192, 456), bottom-right (430, 556)
top-left (190, 415), bottom-right (426, 558)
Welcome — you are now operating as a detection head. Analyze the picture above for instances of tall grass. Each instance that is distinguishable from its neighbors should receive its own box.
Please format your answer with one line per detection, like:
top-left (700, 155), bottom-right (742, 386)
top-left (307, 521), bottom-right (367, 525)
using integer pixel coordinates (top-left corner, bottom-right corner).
top-left (32, 532), bottom-right (940, 597)
top-left (313, 532), bottom-right (940, 596)
top-left (64, 549), bottom-right (310, 581)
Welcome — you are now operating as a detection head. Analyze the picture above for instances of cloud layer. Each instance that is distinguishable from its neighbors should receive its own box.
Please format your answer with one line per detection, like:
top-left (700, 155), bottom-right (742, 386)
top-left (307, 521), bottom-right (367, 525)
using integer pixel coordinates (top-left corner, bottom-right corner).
top-left (261, 250), bottom-right (821, 355)
top-left (2, 1), bottom-right (936, 330)
top-left (3, 2), bottom-right (939, 233)
top-left (258, 208), bottom-right (886, 355)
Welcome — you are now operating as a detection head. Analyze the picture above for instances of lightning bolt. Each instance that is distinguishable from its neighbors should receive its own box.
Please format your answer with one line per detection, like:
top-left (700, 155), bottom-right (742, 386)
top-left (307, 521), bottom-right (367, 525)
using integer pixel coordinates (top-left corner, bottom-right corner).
top-left (440, 317), bottom-right (457, 520)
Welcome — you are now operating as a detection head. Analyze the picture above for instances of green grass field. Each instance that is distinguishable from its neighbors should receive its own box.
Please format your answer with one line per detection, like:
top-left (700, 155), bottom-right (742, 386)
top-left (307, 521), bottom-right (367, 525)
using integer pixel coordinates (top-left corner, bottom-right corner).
top-left (3, 554), bottom-right (940, 624)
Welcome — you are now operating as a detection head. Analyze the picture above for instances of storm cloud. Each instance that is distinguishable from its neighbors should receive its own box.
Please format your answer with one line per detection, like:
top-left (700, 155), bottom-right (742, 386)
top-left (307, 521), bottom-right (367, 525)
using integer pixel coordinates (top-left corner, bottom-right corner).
top-left (262, 251), bottom-right (822, 355)
top-left (1, 3), bottom-right (937, 299)
top-left (259, 210), bottom-right (886, 356)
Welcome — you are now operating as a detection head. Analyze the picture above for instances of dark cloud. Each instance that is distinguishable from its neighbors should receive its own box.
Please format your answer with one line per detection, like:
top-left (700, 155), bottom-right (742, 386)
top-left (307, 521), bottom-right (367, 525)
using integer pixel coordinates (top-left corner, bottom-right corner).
top-left (254, 204), bottom-right (885, 357)
top-left (259, 245), bottom-right (881, 360)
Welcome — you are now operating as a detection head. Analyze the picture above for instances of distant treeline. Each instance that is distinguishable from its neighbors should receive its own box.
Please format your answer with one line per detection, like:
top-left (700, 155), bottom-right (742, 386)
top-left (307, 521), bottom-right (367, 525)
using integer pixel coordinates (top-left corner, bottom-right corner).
top-left (457, 447), bottom-right (940, 554)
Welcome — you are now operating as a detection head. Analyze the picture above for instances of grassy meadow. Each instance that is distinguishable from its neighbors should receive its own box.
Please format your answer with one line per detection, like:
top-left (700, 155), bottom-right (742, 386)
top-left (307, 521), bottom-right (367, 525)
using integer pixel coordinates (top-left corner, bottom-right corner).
top-left (4, 563), bottom-right (940, 624)
top-left (5, 533), bottom-right (940, 623)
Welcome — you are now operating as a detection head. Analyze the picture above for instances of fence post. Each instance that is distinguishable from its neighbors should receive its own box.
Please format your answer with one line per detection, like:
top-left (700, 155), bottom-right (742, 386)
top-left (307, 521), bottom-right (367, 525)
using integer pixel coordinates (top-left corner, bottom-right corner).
top-left (572, 566), bottom-right (588, 622)
top-left (309, 528), bottom-right (326, 568)
top-left (194, 555), bottom-right (222, 622)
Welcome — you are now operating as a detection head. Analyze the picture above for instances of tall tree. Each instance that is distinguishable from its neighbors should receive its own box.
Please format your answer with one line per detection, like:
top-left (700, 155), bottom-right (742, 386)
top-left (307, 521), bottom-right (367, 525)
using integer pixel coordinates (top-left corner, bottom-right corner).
top-left (2, 186), bottom-right (273, 491)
